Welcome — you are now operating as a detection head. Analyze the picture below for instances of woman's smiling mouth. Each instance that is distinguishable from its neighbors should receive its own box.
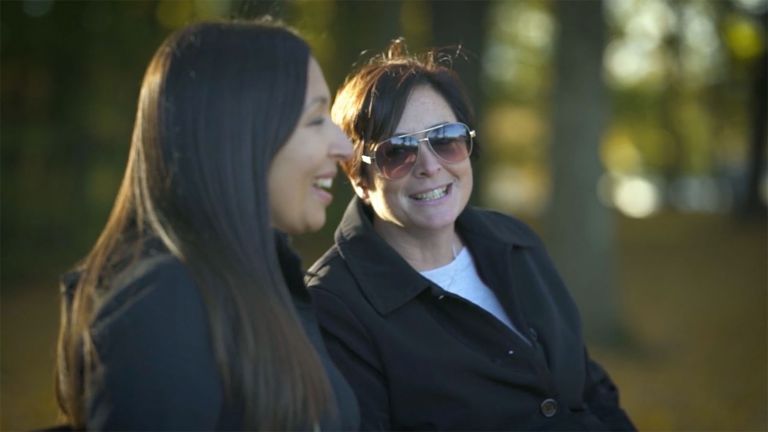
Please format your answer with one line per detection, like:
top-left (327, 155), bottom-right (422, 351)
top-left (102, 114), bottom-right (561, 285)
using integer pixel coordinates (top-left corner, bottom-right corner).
top-left (313, 176), bottom-right (333, 191)
top-left (410, 183), bottom-right (451, 201)
top-left (312, 175), bottom-right (335, 205)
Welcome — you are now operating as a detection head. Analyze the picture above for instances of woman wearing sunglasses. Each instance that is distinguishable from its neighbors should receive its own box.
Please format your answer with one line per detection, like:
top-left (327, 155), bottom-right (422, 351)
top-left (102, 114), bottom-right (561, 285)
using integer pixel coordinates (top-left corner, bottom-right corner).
top-left (54, 21), bottom-right (359, 430)
top-left (306, 39), bottom-right (635, 431)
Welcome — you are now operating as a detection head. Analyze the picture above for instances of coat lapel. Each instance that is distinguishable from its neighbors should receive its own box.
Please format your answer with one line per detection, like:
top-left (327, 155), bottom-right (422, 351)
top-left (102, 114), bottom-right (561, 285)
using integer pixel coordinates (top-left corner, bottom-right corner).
top-left (334, 198), bottom-right (432, 316)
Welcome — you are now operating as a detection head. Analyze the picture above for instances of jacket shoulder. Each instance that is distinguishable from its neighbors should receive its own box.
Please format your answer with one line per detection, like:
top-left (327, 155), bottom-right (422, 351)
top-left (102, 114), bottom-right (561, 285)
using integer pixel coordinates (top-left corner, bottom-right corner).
top-left (464, 207), bottom-right (542, 247)
top-left (85, 253), bottom-right (223, 429)
top-left (91, 253), bottom-right (205, 338)
top-left (305, 245), bottom-right (356, 294)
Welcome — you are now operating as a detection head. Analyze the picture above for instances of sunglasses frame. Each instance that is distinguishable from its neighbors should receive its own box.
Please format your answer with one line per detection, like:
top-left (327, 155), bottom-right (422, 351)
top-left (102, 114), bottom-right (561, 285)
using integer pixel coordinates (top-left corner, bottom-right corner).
top-left (361, 122), bottom-right (476, 180)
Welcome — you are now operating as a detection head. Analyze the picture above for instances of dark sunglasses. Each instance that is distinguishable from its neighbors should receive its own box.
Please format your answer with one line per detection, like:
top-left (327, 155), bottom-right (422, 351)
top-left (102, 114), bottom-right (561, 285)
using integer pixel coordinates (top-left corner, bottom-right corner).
top-left (361, 122), bottom-right (475, 180)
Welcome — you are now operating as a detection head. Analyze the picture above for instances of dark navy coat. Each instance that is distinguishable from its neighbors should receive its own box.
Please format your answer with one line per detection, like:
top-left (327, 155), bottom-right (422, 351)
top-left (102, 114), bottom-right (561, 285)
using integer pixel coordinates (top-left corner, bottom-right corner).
top-left (61, 234), bottom-right (359, 430)
top-left (306, 198), bottom-right (635, 431)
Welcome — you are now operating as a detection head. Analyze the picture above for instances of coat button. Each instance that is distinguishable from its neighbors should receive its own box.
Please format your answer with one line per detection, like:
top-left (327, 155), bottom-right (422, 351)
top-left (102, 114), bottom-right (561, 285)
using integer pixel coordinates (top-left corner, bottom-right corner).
top-left (540, 398), bottom-right (558, 417)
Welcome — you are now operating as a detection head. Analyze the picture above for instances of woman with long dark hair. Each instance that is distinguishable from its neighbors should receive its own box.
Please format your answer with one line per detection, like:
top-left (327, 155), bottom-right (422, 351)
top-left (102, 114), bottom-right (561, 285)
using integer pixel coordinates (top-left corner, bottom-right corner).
top-left (55, 20), bottom-right (358, 430)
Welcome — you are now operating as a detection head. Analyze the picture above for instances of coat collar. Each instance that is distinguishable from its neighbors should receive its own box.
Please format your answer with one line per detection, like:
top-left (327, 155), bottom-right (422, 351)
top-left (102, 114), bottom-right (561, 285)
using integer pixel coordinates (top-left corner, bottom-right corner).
top-left (334, 197), bottom-right (536, 315)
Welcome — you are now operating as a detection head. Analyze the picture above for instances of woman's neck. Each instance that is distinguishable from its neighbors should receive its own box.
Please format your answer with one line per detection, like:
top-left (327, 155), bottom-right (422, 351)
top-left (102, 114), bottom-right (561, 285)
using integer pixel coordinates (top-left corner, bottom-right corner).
top-left (372, 217), bottom-right (462, 272)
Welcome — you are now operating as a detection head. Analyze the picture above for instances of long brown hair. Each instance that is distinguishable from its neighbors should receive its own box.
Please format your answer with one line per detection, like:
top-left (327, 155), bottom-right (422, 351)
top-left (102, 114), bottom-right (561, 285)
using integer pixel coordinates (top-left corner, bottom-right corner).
top-left (55, 20), bottom-right (332, 429)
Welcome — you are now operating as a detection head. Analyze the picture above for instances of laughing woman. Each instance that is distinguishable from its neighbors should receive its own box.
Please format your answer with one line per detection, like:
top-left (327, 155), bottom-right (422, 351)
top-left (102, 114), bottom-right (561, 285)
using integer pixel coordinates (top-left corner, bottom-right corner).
top-left (306, 39), bottom-right (636, 431)
top-left (55, 21), bottom-right (358, 430)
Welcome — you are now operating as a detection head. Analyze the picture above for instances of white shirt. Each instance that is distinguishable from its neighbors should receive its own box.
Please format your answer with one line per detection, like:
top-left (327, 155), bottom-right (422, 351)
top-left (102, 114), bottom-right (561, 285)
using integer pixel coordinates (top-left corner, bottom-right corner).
top-left (420, 247), bottom-right (530, 344)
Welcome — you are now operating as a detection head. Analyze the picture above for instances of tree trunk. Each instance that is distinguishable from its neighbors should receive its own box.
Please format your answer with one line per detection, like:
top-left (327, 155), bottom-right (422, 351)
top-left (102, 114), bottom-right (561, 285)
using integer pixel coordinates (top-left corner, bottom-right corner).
top-left (430, 0), bottom-right (490, 205)
top-left (547, 0), bottom-right (623, 344)
top-left (742, 11), bottom-right (767, 216)
top-left (326, 1), bottom-right (402, 90)
top-left (430, 0), bottom-right (489, 111)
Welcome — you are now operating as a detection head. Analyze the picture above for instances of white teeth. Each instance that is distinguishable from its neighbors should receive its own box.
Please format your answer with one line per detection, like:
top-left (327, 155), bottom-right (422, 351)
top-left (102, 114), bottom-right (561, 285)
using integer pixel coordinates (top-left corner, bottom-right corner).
top-left (313, 177), bottom-right (333, 190)
top-left (412, 185), bottom-right (449, 201)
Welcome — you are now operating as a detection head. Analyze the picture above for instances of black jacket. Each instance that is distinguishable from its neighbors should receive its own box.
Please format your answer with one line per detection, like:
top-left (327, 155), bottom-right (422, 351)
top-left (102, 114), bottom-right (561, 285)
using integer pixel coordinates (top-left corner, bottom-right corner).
top-left (61, 234), bottom-right (359, 430)
top-left (306, 198), bottom-right (635, 431)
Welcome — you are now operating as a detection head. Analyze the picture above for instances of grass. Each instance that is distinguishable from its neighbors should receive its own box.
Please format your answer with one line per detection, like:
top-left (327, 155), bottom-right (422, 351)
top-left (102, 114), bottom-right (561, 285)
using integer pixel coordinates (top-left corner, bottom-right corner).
top-left (1, 211), bottom-right (765, 430)
top-left (593, 212), bottom-right (767, 431)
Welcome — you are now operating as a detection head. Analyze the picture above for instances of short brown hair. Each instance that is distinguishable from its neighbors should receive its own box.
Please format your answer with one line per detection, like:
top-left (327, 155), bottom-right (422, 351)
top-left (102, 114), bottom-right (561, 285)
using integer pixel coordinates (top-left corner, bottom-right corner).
top-left (331, 38), bottom-right (477, 187)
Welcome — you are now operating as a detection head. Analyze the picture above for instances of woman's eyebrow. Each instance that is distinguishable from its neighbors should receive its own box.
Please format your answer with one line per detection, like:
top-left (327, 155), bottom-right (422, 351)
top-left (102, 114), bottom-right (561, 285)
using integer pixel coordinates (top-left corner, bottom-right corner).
top-left (394, 121), bottom-right (449, 136)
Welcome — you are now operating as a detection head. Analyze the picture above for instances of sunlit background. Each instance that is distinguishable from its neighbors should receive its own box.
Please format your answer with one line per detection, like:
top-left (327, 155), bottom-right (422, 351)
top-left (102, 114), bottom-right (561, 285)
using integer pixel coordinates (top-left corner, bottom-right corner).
top-left (2, 0), bottom-right (766, 430)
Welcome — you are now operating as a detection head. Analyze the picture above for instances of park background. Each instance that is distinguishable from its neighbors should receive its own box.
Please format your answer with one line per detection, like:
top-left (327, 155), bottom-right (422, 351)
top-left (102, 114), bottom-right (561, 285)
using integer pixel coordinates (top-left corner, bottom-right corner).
top-left (2, 0), bottom-right (766, 430)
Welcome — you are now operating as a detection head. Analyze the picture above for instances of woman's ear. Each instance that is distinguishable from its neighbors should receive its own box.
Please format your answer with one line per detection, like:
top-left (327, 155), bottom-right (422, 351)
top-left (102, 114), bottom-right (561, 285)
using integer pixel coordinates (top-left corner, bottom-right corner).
top-left (353, 181), bottom-right (371, 205)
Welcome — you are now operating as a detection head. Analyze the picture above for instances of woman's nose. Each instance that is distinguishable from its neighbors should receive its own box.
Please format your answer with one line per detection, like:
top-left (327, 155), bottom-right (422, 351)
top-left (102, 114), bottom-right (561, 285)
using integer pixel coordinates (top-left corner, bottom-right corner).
top-left (330, 123), bottom-right (353, 161)
top-left (414, 140), bottom-right (442, 177)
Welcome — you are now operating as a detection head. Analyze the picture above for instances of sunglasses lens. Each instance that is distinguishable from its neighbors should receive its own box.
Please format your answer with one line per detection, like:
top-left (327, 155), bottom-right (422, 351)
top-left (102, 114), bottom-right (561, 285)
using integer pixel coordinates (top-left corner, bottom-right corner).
top-left (370, 123), bottom-right (473, 180)
top-left (375, 136), bottom-right (418, 179)
top-left (428, 123), bottom-right (472, 163)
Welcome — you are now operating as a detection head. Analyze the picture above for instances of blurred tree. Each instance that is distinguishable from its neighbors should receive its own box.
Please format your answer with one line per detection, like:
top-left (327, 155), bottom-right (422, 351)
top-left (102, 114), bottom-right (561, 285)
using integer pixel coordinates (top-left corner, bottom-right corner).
top-left (743, 9), bottom-right (767, 216)
top-left (286, 1), bottom-right (403, 258)
top-left (323, 0), bottom-right (401, 90)
top-left (547, 0), bottom-right (622, 344)
top-left (430, 1), bottom-right (491, 205)
top-left (659, 1), bottom-right (685, 190)
top-left (477, 0), bottom-right (554, 216)
top-left (430, 1), bottom-right (489, 111)
top-left (1, 1), bottom-right (165, 285)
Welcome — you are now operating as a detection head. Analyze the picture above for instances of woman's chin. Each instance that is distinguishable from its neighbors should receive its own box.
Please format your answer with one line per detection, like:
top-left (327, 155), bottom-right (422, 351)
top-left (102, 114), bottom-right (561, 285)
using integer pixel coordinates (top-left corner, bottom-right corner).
top-left (305, 212), bottom-right (327, 234)
top-left (278, 213), bottom-right (325, 235)
top-left (410, 211), bottom-right (459, 232)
